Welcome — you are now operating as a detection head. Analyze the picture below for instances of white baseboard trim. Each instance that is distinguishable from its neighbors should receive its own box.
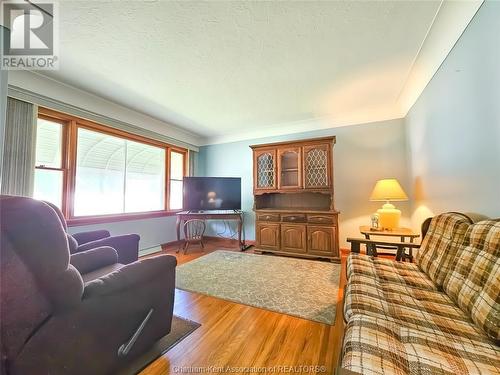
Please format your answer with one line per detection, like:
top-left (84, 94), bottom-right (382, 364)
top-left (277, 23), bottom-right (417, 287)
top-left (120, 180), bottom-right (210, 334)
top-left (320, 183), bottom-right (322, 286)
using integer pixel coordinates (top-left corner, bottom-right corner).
top-left (139, 245), bottom-right (163, 257)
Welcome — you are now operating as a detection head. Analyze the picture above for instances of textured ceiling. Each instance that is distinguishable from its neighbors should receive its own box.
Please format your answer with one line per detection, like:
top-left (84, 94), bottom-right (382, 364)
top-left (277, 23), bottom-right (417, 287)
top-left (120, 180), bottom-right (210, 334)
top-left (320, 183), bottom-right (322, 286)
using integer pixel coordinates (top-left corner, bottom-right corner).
top-left (42, 1), bottom-right (445, 142)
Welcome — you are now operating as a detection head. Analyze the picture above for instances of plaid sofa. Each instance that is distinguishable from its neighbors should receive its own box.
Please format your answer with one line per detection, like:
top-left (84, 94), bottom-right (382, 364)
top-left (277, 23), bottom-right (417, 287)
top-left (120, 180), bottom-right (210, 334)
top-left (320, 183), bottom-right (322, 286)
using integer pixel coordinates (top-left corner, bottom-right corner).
top-left (341, 213), bottom-right (500, 375)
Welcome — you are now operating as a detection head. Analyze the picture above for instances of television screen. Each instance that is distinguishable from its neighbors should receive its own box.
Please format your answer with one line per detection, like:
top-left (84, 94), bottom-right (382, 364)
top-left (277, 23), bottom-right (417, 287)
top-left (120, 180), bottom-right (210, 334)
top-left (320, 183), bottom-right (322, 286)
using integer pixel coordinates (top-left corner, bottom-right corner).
top-left (183, 177), bottom-right (241, 211)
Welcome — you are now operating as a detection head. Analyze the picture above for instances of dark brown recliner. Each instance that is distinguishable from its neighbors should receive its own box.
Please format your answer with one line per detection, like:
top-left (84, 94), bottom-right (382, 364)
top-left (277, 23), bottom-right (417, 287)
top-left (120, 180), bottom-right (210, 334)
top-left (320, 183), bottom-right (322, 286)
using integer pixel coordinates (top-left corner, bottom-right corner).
top-left (44, 201), bottom-right (140, 265)
top-left (0, 196), bottom-right (177, 375)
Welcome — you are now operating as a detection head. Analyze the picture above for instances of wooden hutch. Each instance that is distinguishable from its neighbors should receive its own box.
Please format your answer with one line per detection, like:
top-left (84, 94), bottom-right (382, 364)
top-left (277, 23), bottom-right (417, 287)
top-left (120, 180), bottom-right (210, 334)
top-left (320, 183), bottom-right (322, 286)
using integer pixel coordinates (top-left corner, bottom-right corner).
top-left (250, 137), bottom-right (339, 262)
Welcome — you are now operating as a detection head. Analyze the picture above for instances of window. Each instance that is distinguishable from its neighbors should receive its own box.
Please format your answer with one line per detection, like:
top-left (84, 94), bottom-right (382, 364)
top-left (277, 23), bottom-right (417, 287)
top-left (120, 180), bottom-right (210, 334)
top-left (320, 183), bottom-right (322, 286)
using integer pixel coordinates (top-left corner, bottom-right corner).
top-left (33, 108), bottom-right (187, 223)
top-left (74, 128), bottom-right (165, 216)
top-left (169, 150), bottom-right (185, 210)
top-left (124, 140), bottom-right (165, 213)
top-left (33, 118), bottom-right (65, 209)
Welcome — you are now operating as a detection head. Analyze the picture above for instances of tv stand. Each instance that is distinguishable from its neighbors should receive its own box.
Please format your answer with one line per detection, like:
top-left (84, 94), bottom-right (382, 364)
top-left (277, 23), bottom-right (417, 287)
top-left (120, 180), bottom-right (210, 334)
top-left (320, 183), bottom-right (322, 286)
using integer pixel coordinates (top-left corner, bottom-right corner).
top-left (176, 211), bottom-right (248, 251)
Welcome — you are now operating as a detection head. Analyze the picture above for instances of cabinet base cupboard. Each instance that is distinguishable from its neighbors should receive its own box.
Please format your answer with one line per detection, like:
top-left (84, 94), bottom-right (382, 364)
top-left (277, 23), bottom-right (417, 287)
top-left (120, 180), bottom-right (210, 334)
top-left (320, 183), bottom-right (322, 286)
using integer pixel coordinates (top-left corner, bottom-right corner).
top-left (250, 137), bottom-right (340, 262)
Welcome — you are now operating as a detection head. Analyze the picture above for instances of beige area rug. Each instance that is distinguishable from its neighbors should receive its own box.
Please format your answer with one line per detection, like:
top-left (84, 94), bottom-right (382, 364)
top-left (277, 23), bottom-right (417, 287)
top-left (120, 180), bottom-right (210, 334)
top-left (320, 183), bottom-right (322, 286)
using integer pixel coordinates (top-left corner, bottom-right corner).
top-left (176, 250), bottom-right (341, 324)
top-left (121, 315), bottom-right (200, 375)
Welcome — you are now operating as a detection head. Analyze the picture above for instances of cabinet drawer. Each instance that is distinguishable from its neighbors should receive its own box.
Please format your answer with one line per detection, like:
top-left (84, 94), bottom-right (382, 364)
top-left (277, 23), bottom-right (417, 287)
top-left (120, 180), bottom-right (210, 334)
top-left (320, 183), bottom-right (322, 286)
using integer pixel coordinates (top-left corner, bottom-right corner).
top-left (281, 214), bottom-right (306, 223)
top-left (257, 213), bottom-right (280, 222)
top-left (307, 215), bottom-right (335, 224)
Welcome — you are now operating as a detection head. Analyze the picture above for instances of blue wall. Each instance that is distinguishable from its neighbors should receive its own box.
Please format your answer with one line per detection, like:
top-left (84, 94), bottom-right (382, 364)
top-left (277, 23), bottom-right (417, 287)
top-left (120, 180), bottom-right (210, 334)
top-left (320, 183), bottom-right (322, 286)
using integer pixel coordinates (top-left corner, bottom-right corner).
top-left (406, 0), bottom-right (500, 225)
top-left (200, 1), bottom-right (500, 246)
top-left (199, 118), bottom-right (411, 247)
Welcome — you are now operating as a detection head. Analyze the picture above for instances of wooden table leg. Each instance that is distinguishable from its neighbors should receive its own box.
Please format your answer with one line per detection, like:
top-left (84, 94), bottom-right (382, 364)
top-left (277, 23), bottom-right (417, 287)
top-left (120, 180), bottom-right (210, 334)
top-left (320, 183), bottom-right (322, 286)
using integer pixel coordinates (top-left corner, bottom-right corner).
top-left (351, 242), bottom-right (361, 253)
top-left (364, 234), bottom-right (378, 257)
top-left (398, 235), bottom-right (405, 261)
top-left (395, 245), bottom-right (404, 261)
top-left (176, 216), bottom-right (182, 253)
top-left (364, 233), bottom-right (371, 255)
top-left (408, 237), bottom-right (414, 262)
top-left (237, 214), bottom-right (243, 250)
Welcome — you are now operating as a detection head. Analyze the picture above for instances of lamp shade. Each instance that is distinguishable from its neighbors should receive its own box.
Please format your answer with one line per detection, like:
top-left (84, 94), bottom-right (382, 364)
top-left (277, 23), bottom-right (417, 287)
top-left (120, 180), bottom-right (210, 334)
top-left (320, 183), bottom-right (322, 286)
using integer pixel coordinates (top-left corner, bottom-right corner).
top-left (369, 179), bottom-right (408, 201)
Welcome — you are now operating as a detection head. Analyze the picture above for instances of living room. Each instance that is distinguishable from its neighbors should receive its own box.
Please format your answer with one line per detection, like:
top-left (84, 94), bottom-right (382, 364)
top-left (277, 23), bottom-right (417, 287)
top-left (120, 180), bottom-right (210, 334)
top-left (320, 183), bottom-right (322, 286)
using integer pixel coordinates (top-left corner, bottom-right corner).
top-left (0, 1), bottom-right (498, 374)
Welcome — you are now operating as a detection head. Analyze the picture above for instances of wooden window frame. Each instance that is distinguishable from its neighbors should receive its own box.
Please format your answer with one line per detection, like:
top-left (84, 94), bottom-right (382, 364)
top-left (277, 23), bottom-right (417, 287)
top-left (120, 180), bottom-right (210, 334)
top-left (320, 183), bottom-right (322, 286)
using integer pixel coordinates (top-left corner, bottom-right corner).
top-left (167, 148), bottom-right (188, 210)
top-left (35, 114), bottom-right (69, 213)
top-left (37, 107), bottom-right (187, 226)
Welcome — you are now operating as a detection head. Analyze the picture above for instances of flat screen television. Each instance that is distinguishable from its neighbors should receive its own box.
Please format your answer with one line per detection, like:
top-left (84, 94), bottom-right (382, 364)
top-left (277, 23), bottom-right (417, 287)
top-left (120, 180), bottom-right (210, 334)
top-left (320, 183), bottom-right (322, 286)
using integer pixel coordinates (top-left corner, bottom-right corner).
top-left (183, 177), bottom-right (241, 211)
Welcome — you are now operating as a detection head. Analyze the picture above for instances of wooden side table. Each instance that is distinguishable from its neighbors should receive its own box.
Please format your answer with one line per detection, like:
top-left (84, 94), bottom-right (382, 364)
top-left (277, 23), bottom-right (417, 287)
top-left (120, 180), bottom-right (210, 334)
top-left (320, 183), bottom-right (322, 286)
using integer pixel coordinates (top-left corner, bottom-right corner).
top-left (176, 211), bottom-right (246, 251)
top-left (359, 226), bottom-right (420, 261)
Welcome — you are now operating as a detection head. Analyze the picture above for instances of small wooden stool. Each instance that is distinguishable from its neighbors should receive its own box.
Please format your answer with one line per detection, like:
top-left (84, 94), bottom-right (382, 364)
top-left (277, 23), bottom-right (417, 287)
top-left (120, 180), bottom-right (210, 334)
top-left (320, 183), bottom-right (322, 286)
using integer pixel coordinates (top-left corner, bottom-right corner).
top-left (179, 219), bottom-right (206, 254)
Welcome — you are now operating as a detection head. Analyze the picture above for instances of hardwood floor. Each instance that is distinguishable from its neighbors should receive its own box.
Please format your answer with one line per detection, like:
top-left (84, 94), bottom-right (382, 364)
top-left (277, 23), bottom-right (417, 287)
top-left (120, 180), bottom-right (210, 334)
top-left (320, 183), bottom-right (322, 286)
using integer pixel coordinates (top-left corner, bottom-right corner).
top-left (140, 238), bottom-right (347, 375)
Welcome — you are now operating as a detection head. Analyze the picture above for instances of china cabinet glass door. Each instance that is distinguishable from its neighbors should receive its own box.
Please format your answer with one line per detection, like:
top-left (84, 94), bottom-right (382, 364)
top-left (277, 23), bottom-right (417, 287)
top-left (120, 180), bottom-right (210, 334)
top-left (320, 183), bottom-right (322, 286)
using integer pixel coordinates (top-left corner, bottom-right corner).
top-left (304, 144), bottom-right (330, 189)
top-left (255, 150), bottom-right (276, 190)
top-left (278, 147), bottom-right (302, 189)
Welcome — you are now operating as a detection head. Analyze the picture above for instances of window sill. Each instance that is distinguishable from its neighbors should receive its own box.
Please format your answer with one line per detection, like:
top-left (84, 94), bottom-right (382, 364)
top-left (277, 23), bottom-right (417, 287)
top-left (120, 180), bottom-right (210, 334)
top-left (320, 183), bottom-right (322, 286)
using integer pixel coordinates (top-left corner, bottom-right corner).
top-left (67, 210), bottom-right (182, 227)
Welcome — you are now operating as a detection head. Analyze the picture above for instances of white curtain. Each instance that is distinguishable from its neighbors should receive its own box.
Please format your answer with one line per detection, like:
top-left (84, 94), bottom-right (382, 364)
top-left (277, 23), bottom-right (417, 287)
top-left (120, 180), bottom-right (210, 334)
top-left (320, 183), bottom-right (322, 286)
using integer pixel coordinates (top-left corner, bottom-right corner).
top-left (0, 97), bottom-right (37, 196)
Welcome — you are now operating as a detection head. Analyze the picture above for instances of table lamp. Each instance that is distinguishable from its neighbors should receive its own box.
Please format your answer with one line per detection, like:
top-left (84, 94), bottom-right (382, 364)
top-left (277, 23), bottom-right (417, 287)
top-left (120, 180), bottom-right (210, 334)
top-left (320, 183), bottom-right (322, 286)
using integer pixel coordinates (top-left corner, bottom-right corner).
top-left (369, 178), bottom-right (408, 230)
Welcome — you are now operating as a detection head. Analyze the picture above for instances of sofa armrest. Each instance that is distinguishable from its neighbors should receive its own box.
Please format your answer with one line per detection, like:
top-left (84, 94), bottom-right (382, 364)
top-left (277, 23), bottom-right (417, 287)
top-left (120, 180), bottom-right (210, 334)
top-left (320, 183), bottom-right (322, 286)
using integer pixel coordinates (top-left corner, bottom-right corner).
top-left (83, 255), bottom-right (176, 299)
top-left (77, 234), bottom-right (140, 264)
top-left (347, 237), bottom-right (421, 253)
top-left (70, 246), bottom-right (118, 275)
top-left (72, 230), bottom-right (110, 245)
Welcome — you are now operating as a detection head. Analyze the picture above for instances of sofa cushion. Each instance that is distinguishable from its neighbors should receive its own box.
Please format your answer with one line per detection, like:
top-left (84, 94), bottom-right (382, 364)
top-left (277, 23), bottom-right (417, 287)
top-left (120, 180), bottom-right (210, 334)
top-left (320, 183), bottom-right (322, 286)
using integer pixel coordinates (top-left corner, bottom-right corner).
top-left (416, 212), bottom-right (472, 288)
top-left (82, 263), bottom-right (124, 284)
top-left (70, 246), bottom-right (118, 275)
top-left (342, 315), bottom-right (500, 375)
top-left (346, 273), bottom-right (445, 301)
top-left (443, 220), bottom-right (500, 342)
top-left (347, 253), bottom-right (437, 291)
top-left (67, 234), bottom-right (79, 254)
top-left (344, 274), bottom-right (485, 340)
top-left (346, 273), bottom-right (456, 307)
